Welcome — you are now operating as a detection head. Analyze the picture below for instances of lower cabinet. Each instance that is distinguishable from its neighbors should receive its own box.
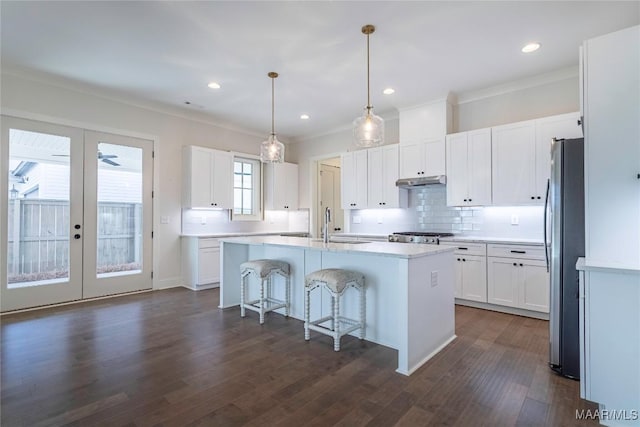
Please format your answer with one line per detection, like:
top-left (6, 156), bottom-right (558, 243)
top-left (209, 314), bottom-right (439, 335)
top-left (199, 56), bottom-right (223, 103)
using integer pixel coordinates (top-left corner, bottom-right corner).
top-left (182, 237), bottom-right (220, 290)
top-left (441, 242), bottom-right (487, 302)
top-left (487, 246), bottom-right (549, 313)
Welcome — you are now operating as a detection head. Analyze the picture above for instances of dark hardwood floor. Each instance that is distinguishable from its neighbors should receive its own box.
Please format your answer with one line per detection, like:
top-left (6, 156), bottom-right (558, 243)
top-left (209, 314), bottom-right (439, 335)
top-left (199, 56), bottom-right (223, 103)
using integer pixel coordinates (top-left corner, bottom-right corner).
top-left (1, 288), bottom-right (597, 426)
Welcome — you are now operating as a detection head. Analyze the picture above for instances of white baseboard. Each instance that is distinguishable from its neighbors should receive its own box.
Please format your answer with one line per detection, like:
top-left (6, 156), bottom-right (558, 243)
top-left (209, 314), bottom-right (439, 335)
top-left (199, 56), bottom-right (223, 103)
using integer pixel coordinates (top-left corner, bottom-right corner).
top-left (154, 276), bottom-right (183, 290)
top-left (396, 334), bottom-right (457, 376)
top-left (455, 299), bottom-right (549, 320)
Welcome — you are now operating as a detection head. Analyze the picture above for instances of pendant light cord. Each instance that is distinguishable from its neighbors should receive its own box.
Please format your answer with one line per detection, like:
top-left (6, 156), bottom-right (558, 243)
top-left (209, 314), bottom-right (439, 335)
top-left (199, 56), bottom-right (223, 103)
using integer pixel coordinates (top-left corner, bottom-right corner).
top-left (366, 32), bottom-right (371, 110)
top-left (271, 76), bottom-right (275, 136)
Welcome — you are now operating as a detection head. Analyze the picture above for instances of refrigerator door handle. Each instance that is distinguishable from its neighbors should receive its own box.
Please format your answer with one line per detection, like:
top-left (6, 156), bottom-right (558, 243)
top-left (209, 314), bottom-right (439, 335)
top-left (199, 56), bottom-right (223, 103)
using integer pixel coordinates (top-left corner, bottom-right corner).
top-left (544, 178), bottom-right (550, 272)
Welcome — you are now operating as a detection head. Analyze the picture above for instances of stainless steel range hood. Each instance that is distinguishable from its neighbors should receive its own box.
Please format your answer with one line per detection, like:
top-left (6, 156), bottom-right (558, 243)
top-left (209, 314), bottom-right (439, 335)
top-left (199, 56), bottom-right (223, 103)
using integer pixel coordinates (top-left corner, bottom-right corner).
top-left (396, 175), bottom-right (446, 188)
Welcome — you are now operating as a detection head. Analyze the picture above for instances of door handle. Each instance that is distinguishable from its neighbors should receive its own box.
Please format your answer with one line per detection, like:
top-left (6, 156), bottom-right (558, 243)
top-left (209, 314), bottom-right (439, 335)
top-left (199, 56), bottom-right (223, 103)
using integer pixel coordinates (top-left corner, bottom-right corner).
top-left (74, 234), bottom-right (81, 239)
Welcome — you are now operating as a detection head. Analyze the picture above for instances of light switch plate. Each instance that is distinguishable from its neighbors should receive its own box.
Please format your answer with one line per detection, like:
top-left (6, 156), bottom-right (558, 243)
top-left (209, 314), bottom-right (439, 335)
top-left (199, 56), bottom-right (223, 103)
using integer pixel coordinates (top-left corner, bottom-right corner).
top-left (511, 215), bottom-right (519, 225)
top-left (160, 216), bottom-right (170, 224)
top-left (431, 271), bottom-right (438, 287)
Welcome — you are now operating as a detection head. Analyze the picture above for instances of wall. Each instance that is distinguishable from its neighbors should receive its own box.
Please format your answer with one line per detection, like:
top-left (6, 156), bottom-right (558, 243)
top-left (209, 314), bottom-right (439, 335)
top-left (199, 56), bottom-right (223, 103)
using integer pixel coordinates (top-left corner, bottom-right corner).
top-left (348, 185), bottom-right (544, 240)
top-left (1, 71), bottom-right (291, 289)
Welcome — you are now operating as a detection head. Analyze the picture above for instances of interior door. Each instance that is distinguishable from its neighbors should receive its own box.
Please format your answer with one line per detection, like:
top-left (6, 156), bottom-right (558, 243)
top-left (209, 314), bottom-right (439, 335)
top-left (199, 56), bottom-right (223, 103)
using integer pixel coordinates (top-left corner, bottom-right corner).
top-left (1, 116), bottom-right (84, 311)
top-left (82, 131), bottom-right (153, 298)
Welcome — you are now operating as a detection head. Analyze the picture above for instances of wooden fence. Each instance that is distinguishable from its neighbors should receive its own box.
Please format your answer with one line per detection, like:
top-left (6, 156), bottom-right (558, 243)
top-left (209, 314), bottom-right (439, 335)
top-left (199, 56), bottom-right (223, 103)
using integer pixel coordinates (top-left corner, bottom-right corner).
top-left (7, 199), bottom-right (142, 283)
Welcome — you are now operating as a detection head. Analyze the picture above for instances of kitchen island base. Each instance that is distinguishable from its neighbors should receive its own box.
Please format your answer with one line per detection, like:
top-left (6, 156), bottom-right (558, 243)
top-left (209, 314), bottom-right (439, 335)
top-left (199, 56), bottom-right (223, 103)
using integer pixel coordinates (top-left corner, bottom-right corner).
top-left (220, 237), bottom-right (456, 375)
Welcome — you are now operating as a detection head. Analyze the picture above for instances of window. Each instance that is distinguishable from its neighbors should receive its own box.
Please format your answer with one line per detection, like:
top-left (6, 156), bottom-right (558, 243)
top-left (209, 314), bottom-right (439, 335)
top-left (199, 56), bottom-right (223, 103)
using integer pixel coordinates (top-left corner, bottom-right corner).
top-left (233, 157), bottom-right (261, 220)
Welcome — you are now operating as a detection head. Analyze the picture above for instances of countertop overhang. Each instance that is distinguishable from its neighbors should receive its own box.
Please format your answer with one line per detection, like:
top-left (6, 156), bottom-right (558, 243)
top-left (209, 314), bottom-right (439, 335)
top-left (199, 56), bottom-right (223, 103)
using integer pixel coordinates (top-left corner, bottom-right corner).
top-left (219, 236), bottom-right (454, 259)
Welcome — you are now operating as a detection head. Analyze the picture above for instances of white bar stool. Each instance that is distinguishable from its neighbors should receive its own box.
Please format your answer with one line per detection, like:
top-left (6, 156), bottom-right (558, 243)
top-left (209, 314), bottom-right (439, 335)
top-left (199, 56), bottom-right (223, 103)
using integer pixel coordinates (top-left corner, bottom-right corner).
top-left (304, 268), bottom-right (366, 351)
top-left (240, 259), bottom-right (290, 324)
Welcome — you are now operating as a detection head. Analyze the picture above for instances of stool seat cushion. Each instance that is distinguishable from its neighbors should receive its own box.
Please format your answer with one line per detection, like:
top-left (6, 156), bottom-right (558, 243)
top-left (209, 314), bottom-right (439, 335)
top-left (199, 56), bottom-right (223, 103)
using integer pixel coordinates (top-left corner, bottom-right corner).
top-left (305, 268), bottom-right (364, 294)
top-left (241, 259), bottom-right (290, 278)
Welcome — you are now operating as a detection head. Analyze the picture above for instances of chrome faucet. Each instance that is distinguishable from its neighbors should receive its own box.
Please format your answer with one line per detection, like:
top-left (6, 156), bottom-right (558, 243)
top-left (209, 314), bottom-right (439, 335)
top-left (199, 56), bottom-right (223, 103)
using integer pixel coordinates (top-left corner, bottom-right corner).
top-left (323, 207), bottom-right (331, 243)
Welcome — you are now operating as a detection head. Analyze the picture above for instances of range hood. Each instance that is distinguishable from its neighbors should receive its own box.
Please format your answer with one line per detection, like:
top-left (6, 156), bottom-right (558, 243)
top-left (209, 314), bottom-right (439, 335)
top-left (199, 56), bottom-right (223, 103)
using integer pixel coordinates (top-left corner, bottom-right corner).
top-left (395, 175), bottom-right (446, 188)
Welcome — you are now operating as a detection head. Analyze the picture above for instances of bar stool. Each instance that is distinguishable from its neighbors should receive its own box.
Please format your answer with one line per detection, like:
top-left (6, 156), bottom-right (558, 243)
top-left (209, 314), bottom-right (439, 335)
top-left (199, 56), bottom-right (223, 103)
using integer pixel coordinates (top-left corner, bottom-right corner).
top-left (304, 268), bottom-right (366, 351)
top-left (240, 259), bottom-right (290, 324)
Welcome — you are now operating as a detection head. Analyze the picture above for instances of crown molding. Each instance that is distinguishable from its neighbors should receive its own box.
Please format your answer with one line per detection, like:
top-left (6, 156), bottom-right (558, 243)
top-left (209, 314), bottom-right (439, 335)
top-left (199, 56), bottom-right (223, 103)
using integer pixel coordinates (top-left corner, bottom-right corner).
top-left (294, 108), bottom-right (399, 143)
top-left (455, 66), bottom-right (579, 105)
top-left (1, 65), bottom-right (267, 139)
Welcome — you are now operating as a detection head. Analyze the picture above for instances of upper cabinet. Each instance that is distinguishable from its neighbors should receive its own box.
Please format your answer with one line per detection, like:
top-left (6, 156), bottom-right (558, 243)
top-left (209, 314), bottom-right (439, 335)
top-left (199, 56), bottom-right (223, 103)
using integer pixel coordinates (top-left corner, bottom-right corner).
top-left (446, 128), bottom-right (492, 206)
top-left (367, 144), bottom-right (407, 208)
top-left (264, 162), bottom-right (298, 210)
top-left (398, 138), bottom-right (446, 178)
top-left (341, 150), bottom-right (368, 209)
top-left (491, 113), bottom-right (582, 205)
top-left (583, 26), bottom-right (640, 267)
top-left (398, 99), bottom-right (452, 179)
top-left (183, 146), bottom-right (233, 209)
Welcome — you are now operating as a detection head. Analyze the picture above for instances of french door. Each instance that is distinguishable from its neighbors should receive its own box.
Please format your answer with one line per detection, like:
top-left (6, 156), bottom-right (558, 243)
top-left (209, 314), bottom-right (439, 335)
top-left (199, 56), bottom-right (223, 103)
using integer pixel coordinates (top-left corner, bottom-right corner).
top-left (1, 116), bottom-right (153, 312)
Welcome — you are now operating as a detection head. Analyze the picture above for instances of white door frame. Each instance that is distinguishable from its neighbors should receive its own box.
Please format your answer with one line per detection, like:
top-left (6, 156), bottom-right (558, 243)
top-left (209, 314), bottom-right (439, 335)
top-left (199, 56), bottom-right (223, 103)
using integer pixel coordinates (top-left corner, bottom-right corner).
top-left (1, 110), bottom-right (159, 311)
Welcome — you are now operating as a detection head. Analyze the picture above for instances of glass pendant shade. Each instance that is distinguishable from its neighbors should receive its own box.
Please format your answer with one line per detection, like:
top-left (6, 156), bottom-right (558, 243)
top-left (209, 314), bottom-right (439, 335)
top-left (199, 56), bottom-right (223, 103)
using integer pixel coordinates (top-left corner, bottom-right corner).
top-left (260, 133), bottom-right (285, 163)
top-left (353, 107), bottom-right (384, 148)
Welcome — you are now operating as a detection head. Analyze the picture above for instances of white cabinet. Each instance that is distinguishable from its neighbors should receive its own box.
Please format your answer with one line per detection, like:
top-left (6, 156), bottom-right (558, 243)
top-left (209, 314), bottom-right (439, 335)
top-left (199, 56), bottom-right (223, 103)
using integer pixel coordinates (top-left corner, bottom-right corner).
top-left (487, 244), bottom-right (549, 313)
top-left (446, 128), bottom-right (492, 206)
top-left (367, 144), bottom-right (407, 208)
top-left (341, 150), bottom-right (368, 209)
top-left (491, 120), bottom-right (536, 205)
top-left (398, 138), bottom-right (446, 179)
top-left (534, 112), bottom-right (582, 198)
top-left (491, 114), bottom-right (582, 206)
top-left (441, 242), bottom-right (487, 302)
top-left (183, 146), bottom-right (233, 209)
top-left (583, 25), bottom-right (640, 267)
top-left (182, 237), bottom-right (220, 290)
top-left (264, 162), bottom-right (298, 210)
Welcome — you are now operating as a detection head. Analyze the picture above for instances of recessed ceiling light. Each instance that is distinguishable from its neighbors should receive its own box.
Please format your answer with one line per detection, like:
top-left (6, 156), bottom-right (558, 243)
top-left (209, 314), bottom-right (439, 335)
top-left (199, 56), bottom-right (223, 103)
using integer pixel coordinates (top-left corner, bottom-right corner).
top-left (207, 82), bottom-right (221, 89)
top-left (300, 114), bottom-right (310, 120)
top-left (383, 88), bottom-right (395, 95)
top-left (521, 42), bottom-right (541, 53)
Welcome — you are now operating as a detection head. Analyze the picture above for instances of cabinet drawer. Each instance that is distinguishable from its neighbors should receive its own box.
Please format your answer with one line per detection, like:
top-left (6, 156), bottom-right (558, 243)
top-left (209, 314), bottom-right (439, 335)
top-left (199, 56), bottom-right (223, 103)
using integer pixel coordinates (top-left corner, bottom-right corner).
top-left (487, 244), bottom-right (545, 260)
top-left (198, 238), bottom-right (220, 249)
top-left (440, 242), bottom-right (486, 256)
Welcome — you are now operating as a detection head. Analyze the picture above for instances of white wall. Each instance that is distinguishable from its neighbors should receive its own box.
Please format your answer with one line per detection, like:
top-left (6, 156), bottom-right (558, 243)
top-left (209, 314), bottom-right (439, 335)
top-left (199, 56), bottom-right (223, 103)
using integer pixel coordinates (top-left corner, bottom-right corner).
top-left (1, 71), bottom-right (290, 289)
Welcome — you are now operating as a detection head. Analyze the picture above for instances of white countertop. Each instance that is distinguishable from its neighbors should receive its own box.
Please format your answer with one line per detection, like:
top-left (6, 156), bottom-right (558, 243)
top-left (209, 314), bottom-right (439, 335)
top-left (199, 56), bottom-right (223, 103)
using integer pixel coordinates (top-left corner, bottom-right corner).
top-left (181, 231), bottom-right (308, 238)
top-left (220, 236), bottom-right (454, 259)
top-left (439, 236), bottom-right (544, 246)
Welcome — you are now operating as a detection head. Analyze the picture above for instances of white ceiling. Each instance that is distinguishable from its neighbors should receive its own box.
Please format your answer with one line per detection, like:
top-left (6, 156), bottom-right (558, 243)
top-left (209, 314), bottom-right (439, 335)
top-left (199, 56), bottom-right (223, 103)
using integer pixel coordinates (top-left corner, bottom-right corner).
top-left (1, 1), bottom-right (638, 141)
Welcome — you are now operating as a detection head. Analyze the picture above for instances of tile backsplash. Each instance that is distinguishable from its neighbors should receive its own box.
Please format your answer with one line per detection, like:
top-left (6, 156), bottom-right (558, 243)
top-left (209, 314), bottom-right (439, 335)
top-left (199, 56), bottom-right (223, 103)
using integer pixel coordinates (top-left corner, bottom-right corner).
top-left (348, 185), bottom-right (544, 240)
top-left (182, 209), bottom-right (309, 235)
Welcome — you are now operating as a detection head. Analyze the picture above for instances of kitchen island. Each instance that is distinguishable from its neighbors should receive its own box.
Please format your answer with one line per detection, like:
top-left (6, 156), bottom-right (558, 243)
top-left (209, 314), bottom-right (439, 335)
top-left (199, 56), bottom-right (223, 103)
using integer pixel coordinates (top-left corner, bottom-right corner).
top-left (219, 236), bottom-right (456, 375)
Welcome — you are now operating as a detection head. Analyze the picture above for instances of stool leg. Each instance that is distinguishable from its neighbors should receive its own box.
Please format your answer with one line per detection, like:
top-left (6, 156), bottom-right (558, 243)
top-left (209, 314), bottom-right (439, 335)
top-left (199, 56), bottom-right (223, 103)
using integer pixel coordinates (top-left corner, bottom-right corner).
top-left (330, 295), bottom-right (335, 332)
top-left (285, 275), bottom-right (290, 317)
top-left (259, 277), bottom-right (266, 325)
top-left (304, 285), bottom-right (310, 340)
top-left (333, 293), bottom-right (341, 351)
top-left (360, 284), bottom-right (366, 340)
top-left (240, 274), bottom-right (246, 318)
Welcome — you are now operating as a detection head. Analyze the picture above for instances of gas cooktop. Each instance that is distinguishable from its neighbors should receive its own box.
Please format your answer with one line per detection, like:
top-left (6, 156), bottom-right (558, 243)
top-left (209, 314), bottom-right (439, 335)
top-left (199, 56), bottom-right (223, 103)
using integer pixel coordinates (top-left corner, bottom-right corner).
top-left (388, 231), bottom-right (454, 244)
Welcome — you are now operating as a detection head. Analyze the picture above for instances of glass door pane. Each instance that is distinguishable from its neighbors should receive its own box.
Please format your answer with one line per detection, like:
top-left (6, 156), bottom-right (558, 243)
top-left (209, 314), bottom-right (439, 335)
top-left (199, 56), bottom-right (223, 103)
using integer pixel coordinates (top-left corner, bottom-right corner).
top-left (96, 142), bottom-right (143, 278)
top-left (1, 117), bottom-right (84, 312)
top-left (82, 131), bottom-right (152, 298)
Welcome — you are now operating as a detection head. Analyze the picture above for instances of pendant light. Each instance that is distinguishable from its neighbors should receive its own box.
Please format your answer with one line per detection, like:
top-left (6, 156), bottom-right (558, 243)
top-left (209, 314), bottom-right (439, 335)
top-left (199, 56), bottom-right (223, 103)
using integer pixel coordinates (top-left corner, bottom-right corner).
top-left (260, 72), bottom-right (285, 163)
top-left (353, 24), bottom-right (384, 148)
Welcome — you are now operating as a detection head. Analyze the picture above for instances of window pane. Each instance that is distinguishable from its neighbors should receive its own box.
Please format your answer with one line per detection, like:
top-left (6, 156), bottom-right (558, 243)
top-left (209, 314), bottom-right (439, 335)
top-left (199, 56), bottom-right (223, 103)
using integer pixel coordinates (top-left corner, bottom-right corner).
top-left (243, 173), bottom-right (252, 189)
top-left (243, 163), bottom-right (252, 174)
top-left (243, 189), bottom-right (252, 212)
top-left (234, 173), bottom-right (242, 188)
top-left (234, 162), bottom-right (242, 174)
top-left (234, 189), bottom-right (242, 210)
top-left (96, 142), bottom-right (142, 278)
top-left (7, 129), bottom-right (70, 288)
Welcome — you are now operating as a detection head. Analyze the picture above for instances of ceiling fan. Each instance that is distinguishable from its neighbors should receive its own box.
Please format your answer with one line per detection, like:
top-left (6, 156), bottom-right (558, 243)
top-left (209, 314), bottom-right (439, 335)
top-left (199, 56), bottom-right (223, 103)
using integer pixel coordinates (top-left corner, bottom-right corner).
top-left (51, 150), bottom-right (120, 166)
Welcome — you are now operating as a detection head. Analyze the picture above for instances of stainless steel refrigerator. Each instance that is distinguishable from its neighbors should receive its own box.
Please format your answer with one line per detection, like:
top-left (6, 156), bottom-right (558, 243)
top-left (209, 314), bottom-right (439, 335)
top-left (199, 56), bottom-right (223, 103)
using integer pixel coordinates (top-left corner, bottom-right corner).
top-left (546, 137), bottom-right (584, 379)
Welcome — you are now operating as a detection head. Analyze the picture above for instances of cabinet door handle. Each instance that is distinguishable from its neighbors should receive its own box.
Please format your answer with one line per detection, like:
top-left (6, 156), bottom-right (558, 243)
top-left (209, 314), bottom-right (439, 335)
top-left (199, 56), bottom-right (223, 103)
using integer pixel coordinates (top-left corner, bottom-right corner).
top-left (468, 198), bottom-right (472, 202)
top-left (457, 247), bottom-right (468, 250)
top-left (537, 196), bottom-right (541, 199)
top-left (462, 258), bottom-right (466, 262)
top-left (513, 262), bottom-right (517, 266)
top-left (530, 196), bottom-right (535, 200)
top-left (519, 263), bottom-right (523, 267)
top-left (457, 258), bottom-right (461, 261)
top-left (510, 250), bottom-right (526, 254)
top-left (463, 199), bottom-right (468, 202)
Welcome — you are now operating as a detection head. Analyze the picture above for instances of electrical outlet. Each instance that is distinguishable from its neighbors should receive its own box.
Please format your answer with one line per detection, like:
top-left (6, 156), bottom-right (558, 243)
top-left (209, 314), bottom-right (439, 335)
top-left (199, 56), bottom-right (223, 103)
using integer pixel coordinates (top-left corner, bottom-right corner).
top-left (377, 216), bottom-right (383, 224)
top-left (511, 215), bottom-right (519, 225)
top-left (160, 216), bottom-right (170, 224)
top-left (200, 216), bottom-right (207, 225)
top-left (431, 271), bottom-right (438, 287)
top-left (353, 216), bottom-right (362, 224)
